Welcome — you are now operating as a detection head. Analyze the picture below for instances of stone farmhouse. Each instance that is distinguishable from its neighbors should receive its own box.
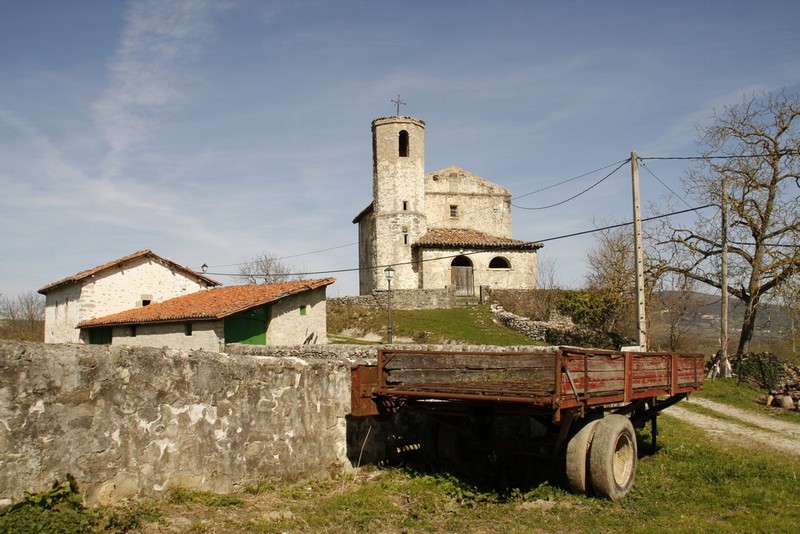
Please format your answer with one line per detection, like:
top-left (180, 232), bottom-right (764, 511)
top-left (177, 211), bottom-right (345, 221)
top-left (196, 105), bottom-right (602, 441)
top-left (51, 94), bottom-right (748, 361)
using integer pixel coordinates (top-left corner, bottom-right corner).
top-left (39, 249), bottom-right (335, 350)
top-left (353, 115), bottom-right (543, 297)
top-left (77, 278), bottom-right (335, 351)
top-left (39, 250), bottom-right (220, 344)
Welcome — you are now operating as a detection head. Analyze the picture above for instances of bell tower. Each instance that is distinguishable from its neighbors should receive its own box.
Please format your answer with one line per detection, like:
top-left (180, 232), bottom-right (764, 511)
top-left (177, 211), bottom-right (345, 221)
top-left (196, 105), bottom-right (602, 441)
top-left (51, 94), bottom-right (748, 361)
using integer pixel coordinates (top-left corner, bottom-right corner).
top-left (370, 115), bottom-right (427, 290)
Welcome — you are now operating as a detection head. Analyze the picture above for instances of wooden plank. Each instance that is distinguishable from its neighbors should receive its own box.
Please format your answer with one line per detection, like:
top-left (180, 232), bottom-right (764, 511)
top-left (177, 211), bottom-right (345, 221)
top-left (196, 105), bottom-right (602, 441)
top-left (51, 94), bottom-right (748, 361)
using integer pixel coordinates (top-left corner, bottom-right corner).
top-left (383, 352), bottom-right (556, 371)
top-left (387, 367), bottom-right (554, 387)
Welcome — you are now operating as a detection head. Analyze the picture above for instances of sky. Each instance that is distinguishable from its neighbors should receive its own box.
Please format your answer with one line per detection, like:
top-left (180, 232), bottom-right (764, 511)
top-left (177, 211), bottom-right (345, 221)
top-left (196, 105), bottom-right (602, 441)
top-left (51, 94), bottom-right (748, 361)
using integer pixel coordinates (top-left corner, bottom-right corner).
top-left (1, 0), bottom-right (799, 299)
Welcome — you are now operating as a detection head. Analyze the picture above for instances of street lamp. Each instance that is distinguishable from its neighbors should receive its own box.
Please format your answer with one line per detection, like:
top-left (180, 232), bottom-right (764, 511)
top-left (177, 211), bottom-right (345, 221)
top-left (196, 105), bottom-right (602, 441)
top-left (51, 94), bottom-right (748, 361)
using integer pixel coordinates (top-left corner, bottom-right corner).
top-left (384, 266), bottom-right (395, 344)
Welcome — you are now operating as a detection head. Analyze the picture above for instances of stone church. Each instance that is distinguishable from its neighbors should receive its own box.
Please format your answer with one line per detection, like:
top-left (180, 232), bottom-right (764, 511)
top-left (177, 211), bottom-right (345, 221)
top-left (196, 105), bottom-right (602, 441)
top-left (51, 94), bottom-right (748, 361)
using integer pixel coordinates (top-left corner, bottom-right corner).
top-left (353, 115), bottom-right (542, 296)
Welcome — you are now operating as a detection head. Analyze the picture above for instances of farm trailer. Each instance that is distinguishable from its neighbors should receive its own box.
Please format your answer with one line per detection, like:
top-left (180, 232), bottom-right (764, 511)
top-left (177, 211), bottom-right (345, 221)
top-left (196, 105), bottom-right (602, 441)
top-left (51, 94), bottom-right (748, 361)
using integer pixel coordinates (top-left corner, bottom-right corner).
top-left (351, 347), bottom-right (704, 500)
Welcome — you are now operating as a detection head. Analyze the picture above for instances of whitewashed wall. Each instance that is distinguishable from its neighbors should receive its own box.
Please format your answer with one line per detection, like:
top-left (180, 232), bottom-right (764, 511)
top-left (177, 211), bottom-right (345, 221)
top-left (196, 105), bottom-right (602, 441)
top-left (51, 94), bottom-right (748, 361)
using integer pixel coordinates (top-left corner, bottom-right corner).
top-left (43, 257), bottom-right (210, 344)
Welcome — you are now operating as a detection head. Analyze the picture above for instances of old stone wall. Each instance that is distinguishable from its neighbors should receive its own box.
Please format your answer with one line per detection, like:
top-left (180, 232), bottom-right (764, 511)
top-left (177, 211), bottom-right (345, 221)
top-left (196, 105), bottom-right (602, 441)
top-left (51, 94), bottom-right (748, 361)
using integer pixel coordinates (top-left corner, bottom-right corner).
top-left (330, 287), bottom-right (457, 310)
top-left (0, 341), bottom-right (360, 505)
top-left (1, 340), bottom-right (550, 506)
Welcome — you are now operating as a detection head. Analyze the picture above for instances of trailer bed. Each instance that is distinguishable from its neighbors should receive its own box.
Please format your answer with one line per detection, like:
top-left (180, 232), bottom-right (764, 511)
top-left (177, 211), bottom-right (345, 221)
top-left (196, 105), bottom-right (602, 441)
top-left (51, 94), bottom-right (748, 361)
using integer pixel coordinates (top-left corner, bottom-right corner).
top-left (352, 347), bottom-right (704, 418)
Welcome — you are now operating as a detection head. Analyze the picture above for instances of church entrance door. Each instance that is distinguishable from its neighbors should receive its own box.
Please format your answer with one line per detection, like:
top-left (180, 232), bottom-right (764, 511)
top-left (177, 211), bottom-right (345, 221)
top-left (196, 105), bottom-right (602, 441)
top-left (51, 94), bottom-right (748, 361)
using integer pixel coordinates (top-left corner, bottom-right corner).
top-left (451, 256), bottom-right (474, 296)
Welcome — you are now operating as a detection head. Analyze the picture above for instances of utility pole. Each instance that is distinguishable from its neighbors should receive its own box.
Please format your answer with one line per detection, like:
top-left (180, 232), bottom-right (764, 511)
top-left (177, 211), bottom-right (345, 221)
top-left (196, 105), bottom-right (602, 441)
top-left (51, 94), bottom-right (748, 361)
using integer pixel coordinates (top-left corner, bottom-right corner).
top-left (719, 174), bottom-right (731, 376)
top-left (631, 152), bottom-right (647, 350)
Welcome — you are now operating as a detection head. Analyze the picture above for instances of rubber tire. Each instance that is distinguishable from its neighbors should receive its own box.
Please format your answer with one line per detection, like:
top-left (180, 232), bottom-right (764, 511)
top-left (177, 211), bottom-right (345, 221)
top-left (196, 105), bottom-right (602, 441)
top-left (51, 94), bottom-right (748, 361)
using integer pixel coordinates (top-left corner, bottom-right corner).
top-left (420, 417), bottom-right (440, 466)
top-left (589, 415), bottom-right (637, 500)
top-left (437, 423), bottom-right (463, 468)
top-left (565, 419), bottom-right (601, 494)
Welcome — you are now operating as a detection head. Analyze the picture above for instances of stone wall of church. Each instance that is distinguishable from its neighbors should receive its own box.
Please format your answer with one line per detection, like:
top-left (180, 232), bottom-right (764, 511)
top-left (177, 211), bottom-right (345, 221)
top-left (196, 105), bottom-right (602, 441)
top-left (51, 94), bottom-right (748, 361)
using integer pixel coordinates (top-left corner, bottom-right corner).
top-left (424, 168), bottom-right (513, 237)
top-left (419, 249), bottom-right (538, 292)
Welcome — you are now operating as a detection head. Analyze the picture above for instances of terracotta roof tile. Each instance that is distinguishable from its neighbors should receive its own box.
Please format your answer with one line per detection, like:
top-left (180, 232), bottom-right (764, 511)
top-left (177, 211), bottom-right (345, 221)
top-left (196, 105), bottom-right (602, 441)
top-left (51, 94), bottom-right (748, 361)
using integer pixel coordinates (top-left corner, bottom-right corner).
top-left (414, 228), bottom-right (542, 250)
top-left (77, 278), bottom-right (336, 328)
top-left (38, 250), bottom-right (221, 294)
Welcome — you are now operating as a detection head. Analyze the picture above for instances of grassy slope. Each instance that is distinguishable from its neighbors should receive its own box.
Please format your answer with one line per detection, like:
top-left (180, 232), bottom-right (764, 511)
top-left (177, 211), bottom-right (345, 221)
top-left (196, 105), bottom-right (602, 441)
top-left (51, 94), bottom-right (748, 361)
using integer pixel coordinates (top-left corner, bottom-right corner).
top-left (328, 303), bottom-right (541, 346)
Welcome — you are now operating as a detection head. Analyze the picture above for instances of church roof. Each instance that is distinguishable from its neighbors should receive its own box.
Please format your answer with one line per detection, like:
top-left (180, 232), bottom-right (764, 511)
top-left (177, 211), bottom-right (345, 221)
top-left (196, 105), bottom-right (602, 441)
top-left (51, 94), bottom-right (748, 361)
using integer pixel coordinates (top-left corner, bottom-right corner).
top-left (77, 278), bottom-right (336, 328)
top-left (426, 166), bottom-right (510, 195)
top-left (38, 249), bottom-right (221, 294)
top-left (414, 228), bottom-right (542, 250)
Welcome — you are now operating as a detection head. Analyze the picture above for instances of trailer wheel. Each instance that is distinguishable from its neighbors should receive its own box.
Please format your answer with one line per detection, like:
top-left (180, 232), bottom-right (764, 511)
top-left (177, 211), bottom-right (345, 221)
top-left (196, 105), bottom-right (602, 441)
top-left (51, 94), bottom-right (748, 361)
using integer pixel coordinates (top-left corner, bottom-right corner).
top-left (421, 417), bottom-right (463, 468)
top-left (565, 419), bottom-right (601, 494)
top-left (589, 415), bottom-right (637, 500)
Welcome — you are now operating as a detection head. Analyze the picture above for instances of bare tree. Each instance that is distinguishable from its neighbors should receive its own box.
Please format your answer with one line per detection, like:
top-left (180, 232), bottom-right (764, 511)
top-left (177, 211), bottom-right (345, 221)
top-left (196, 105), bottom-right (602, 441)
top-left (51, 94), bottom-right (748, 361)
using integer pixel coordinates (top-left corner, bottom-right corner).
top-left (234, 252), bottom-right (303, 285)
top-left (0, 291), bottom-right (45, 341)
top-left (772, 271), bottom-right (800, 355)
top-left (652, 272), bottom-right (701, 351)
top-left (654, 90), bottom-right (800, 355)
top-left (584, 224), bottom-right (665, 339)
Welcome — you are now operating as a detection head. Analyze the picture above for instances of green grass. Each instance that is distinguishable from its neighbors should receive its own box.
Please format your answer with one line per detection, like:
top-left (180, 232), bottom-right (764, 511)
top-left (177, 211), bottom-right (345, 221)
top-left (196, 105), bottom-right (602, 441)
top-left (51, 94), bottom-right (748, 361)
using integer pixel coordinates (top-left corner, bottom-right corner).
top-left (328, 303), bottom-right (541, 346)
top-left (142, 418), bottom-right (800, 532)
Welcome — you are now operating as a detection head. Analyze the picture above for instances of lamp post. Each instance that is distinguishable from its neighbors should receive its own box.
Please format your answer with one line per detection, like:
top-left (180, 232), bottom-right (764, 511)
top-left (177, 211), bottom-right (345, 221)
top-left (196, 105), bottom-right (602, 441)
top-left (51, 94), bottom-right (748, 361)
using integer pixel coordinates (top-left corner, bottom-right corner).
top-left (384, 266), bottom-right (395, 344)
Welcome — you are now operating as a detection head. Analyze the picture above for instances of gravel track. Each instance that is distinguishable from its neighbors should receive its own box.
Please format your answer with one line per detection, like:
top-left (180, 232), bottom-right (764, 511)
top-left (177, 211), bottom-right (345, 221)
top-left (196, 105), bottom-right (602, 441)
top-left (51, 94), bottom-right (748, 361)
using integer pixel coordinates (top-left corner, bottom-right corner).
top-left (665, 397), bottom-right (800, 457)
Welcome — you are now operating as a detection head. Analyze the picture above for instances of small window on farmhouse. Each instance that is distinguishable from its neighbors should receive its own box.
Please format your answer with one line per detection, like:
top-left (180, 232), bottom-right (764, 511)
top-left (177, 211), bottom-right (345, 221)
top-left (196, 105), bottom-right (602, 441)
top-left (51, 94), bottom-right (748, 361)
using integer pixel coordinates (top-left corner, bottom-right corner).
top-left (300, 305), bottom-right (307, 316)
top-left (402, 200), bottom-right (408, 211)
top-left (450, 205), bottom-right (458, 218)
top-left (403, 233), bottom-right (409, 245)
top-left (489, 257), bottom-right (511, 269)
top-left (185, 323), bottom-right (193, 336)
top-left (140, 294), bottom-right (153, 307)
top-left (399, 130), bottom-right (409, 157)
top-left (130, 326), bottom-right (137, 337)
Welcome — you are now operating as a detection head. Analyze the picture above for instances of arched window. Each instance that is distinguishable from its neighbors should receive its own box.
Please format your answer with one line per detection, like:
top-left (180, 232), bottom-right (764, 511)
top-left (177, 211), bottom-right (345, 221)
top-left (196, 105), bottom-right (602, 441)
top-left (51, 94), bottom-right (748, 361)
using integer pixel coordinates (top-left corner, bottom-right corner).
top-left (399, 130), bottom-right (409, 157)
top-left (451, 255), bottom-right (473, 267)
top-left (489, 257), bottom-right (511, 269)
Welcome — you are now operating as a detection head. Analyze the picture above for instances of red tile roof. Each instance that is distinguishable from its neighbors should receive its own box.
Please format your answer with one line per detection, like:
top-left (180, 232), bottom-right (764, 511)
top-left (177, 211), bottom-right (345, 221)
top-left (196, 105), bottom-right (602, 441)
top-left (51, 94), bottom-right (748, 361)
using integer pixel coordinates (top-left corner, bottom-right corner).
top-left (414, 228), bottom-right (543, 250)
top-left (38, 250), bottom-right (221, 294)
top-left (77, 278), bottom-right (336, 328)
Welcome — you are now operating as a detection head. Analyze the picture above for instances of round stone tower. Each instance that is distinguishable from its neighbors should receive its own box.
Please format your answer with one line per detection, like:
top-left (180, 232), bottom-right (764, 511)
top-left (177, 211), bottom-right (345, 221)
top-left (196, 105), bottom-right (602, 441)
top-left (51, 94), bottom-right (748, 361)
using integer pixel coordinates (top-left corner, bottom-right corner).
top-left (371, 116), bottom-right (427, 290)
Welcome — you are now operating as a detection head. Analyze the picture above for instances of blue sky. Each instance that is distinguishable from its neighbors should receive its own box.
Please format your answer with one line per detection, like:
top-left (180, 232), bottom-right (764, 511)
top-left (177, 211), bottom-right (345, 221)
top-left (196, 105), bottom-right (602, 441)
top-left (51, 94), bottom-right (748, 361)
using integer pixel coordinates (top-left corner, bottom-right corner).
top-left (1, 0), bottom-right (799, 298)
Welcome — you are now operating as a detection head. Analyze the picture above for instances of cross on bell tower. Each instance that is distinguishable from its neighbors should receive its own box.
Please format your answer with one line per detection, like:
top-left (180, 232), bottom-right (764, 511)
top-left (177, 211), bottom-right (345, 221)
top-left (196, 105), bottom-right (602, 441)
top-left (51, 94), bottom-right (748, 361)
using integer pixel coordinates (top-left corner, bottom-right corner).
top-left (391, 94), bottom-right (406, 116)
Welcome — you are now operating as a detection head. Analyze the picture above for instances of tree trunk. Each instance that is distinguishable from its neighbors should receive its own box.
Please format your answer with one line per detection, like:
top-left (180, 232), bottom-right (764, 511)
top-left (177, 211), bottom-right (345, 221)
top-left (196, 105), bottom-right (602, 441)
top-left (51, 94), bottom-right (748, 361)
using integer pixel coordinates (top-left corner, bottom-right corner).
top-left (736, 296), bottom-right (760, 356)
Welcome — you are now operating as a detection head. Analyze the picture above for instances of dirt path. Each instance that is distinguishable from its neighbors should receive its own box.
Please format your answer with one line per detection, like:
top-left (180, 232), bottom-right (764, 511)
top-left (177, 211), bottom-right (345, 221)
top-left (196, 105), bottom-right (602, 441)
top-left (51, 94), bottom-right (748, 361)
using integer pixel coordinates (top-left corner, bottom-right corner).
top-left (665, 397), bottom-right (800, 457)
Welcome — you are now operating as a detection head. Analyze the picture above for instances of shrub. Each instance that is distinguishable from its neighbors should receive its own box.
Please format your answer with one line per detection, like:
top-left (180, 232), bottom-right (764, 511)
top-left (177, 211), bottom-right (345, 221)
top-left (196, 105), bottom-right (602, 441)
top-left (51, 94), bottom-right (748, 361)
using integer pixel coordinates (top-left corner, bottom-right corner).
top-left (733, 352), bottom-right (785, 391)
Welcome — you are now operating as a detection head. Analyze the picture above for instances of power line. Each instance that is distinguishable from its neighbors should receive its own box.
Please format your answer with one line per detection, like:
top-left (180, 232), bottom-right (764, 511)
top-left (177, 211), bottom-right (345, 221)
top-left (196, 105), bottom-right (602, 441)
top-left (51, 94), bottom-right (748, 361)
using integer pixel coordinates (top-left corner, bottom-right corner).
top-left (208, 160), bottom-right (635, 271)
top-left (511, 159), bottom-right (629, 211)
top-left (511, 158), bottom-right (630, 201)
top-left (203, 150), bottom-right (796, 276)
top-left (202, 204), bottom-right (717, 279)
top-left (638, 160), bottom-right (694, 211)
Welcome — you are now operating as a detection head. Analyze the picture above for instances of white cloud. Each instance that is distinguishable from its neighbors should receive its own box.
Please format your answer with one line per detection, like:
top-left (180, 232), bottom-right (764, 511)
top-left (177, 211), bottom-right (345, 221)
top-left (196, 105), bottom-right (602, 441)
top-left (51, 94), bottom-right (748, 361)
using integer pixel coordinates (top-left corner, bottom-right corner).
top-left (92, 0), bottom-right (219, 179)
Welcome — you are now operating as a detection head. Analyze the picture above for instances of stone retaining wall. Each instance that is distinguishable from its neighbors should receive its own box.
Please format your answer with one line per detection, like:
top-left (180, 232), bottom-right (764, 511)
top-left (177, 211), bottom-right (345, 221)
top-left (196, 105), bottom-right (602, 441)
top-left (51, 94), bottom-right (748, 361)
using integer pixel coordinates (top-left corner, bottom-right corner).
top-left (330, 286), bottom-right (458, 310)
top-left (0, 341), bottom-right (359, 505)
top-left (0, 340), bottom-right (550, 506)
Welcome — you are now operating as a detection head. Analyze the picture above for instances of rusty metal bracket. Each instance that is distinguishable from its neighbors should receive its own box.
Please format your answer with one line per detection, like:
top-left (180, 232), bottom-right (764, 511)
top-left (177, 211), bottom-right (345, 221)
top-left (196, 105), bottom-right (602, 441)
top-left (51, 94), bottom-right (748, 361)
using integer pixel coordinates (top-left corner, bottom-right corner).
top-left (563, 364), bottom-right (581, 405)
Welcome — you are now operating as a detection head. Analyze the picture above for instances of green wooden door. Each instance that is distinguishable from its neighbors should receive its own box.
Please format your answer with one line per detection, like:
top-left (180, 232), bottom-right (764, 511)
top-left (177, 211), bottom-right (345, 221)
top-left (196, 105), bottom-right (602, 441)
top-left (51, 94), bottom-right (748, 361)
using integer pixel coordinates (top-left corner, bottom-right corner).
top-left (224, 307), bottom-right (268, 345)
